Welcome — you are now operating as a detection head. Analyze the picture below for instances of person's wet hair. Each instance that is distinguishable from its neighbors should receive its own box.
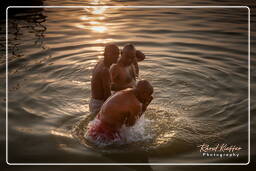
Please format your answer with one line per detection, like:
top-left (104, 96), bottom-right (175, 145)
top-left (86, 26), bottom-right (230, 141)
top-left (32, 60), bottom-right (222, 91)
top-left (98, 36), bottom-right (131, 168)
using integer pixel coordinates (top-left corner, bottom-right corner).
top-left (122, 44), bottom-right (136, 55)
top-left (104, 44), bottom-right (119, 57)
top-left (136, 80), bottom-right (153, 95)
top-left (119, 44), bottom-right (136, 66)
top-left (103, 44), bottom-right (119, 66)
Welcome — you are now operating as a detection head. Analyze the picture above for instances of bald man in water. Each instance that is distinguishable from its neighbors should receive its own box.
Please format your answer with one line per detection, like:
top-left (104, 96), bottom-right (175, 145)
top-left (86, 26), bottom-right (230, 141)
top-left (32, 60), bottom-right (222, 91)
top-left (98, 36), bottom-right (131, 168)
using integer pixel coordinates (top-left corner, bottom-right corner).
top-left (90, 44), bottom-right (146, 115)
top-left (90, 44), bottom-right (119, 116)
top-left (110, 44), bottom-right (145, 91)
top-left (87, 80), bottom-right (153, 141)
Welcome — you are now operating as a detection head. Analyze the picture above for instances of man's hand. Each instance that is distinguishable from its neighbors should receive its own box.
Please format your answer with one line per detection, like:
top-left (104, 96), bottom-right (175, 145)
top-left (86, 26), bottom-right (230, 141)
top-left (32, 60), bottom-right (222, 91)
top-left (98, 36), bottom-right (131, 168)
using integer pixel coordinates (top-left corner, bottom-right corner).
top-left (132, 58), bottom-right (139, 77)
top-left (136, 50), bottom-right (145, 62)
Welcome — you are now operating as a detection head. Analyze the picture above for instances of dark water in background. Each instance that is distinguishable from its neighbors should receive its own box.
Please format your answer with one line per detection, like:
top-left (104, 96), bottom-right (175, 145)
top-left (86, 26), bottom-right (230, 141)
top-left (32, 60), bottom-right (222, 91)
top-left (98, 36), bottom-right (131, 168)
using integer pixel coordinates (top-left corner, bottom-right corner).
top-left (1, 0), bottom-right (256, 170)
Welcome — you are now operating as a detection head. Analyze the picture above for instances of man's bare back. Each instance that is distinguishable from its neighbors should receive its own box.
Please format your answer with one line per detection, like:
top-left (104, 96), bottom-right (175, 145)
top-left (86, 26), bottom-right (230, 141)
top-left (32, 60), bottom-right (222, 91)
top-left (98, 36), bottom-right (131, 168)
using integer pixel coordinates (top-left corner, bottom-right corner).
top-left (87, 80), bottom-right (154, 142)
top-left (91, 60), bottom-right (111, 100)
top-left (90, 44), bottom-right (119, 115)
top-left (97, 89), bottom-right (142, 130)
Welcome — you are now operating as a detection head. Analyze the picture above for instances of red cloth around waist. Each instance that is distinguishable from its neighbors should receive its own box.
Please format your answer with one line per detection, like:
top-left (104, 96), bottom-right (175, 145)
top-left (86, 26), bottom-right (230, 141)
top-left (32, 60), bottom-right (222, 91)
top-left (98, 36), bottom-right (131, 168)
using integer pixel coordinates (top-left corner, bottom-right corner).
top-left (87, 119), bottom-right (121, 141)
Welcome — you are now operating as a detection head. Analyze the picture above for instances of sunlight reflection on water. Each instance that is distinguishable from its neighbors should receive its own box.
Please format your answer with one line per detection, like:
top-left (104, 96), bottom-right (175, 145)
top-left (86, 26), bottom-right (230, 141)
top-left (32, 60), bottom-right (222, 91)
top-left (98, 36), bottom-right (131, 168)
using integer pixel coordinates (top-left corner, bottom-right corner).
top-left (91, 26), bottom-right (107, 33)
top-left (5, 3), bottom-right (250, 164)
top-left (77, 7), bottom-right (110, 34)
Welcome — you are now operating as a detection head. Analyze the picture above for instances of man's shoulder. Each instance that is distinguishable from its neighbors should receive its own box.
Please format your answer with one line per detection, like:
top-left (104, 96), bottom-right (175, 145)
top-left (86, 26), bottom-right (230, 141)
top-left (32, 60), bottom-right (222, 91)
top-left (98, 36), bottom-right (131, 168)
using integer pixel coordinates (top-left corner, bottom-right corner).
top-left (93, 62), bottom-right (109, 76)
top-left (113, 88), bottom-right (132, 98)
top-left (110, 63), bottom-right (121, 72)
top-left (92, 60), bottom-right (103, 71)
top-left (99, 66), bottom-right (110, 77)
top-left (122, 89), bottom-right (140, 104)
top-left (110, 63), bottom-right (118, 69)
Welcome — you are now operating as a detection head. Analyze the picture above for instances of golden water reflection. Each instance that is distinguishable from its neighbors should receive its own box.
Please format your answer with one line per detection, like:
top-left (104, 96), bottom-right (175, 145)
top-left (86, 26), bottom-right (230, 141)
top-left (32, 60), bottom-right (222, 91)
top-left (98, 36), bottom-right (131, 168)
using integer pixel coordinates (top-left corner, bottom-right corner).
top-left (91, 26), bottom-right (107, 33)
top-left (89, 21), bottom-right (100, 25)
top-left (90, 7), bottom-right (108, 15)
top-left (77, 6), bottom-right (110, 35)
top-left (93, 38), bottom-right (114, 43)
top-left (90, 0), bottom-right (101, 5)
top-left (90, 46), bottom-right (104, 52)
top-left (80, 16), bottom-right (105, 21)
top-left (76, 5), bottom-right (120, 53)
top-left (154, 131), bottom-right (176, 145)
top-left (51, 130), bottom-right (73, 138)
top-left (89, 0), bottom-right (110, 5)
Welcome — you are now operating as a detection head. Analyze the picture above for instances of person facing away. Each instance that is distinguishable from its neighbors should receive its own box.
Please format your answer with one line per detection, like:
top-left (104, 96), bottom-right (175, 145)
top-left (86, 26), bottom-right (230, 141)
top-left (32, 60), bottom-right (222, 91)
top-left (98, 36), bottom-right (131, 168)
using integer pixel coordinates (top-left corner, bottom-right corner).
top-left (110, 44), bottom-right (142, 92)
top-left (89, 44), bottom-right (119, 116)
top-left (86, 80), bottom-right (154, 142)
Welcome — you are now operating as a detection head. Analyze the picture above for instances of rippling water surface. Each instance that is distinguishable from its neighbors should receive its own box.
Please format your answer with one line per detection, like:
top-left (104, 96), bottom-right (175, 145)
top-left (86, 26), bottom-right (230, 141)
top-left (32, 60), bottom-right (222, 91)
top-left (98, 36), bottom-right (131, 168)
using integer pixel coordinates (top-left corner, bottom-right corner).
top-left (1, 0), bottom-right (254, 166)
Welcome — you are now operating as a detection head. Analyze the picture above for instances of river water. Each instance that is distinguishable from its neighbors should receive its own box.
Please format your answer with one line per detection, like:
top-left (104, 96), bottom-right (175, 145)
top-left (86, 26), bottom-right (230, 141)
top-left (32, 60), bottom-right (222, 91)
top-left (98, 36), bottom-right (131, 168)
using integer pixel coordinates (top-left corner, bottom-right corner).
top-left (1, 0), bottom-right (255, 170)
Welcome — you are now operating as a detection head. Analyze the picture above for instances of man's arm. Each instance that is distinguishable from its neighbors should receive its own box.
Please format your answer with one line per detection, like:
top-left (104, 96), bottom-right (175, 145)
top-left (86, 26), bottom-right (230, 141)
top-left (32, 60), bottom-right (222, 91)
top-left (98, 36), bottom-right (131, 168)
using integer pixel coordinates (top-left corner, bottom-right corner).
top-left (101, 68), bottom-right (111, 101)
top-left (124, 112), bottom-right (136, 127)
top-left (132, 58), bottom-right (139, 77)
top-left (124, 107), bottom-right (141, 127)
top-left (141, 95), bottom-right (153, 114)
top-left (124, 112), bottom-right (138, 127)
top-left (110, 64), bottom-right (121, 91)
top-left (132, 50), bottom-right (145, 77)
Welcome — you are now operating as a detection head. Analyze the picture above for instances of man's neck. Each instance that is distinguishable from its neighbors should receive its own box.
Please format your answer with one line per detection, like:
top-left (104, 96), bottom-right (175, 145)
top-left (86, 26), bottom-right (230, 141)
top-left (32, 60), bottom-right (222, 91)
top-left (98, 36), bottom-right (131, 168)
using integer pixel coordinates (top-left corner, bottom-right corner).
top-left (103, 59), bottom-right (111, 68)
top-left (117, 60), bottom-right (124, 66)
top-left (117, 59), bottom-right (129, 67)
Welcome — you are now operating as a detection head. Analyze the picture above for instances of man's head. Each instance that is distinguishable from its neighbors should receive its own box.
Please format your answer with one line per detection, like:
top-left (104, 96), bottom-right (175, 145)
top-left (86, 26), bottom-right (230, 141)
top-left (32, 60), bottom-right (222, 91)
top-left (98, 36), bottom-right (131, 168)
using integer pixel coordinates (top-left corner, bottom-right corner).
top-left (119, 44), bottom-right (136, 66)
top-left (103, 44), bottom-right (119, 67)
top-left (135, 80), bottom-right (153, 103)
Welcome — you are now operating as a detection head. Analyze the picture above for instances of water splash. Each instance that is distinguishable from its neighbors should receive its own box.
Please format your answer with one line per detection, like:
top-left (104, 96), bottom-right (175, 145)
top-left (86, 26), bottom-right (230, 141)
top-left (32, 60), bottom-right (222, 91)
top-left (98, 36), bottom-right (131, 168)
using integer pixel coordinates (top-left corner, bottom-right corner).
top-left (84, 114), bottom-right (153, 147)
top-left (119, 115), bottom-right (153, 144)
top-left (71, 105), bottom-right (222, 154)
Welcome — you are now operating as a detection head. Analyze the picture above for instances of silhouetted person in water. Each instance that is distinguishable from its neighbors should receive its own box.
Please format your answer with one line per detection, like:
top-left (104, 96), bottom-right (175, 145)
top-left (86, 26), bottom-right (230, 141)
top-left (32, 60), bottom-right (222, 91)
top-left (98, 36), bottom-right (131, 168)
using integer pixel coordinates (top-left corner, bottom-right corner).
top-left (87, 80), bottom-right (153, 141)
top-left (90, 44), bottom-right (119, 116)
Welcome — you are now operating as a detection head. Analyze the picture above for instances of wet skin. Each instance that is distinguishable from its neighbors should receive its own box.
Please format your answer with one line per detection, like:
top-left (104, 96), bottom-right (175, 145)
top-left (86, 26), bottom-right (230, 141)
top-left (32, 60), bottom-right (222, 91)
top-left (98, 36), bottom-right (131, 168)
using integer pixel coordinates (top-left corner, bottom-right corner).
top-left (91, 60), bottom-right (112, 101)
top-left (110, 49), bottom-right (145, 91)
top-left (110, 63), bottom-right (137, 91)
top-left (97, 88), bottom-right (153, 131)
top-left (91, 44), bottom-right (119, 101)
top-left (91, 46), bottom-right (144, 101)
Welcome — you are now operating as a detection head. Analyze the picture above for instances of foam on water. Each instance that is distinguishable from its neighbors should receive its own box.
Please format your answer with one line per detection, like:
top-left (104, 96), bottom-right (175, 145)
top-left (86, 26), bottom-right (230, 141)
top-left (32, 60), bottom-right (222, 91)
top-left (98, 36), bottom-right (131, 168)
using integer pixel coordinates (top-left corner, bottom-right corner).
top-left (119, 115), bottom-right (153, 144)
top-left (84, 114), bottom-right (153, 147)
